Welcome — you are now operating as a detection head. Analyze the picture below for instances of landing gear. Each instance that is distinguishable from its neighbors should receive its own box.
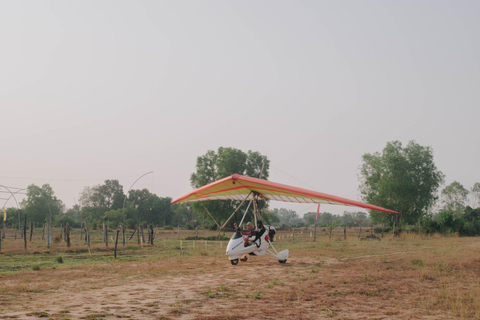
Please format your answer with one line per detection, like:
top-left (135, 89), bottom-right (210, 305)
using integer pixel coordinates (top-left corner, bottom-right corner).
top-left (278, 259), bottom-right (287, 264)
top-left (240, 256), bottom-right (248, 262)
top-left (231, 259), bottom-right (239, 265)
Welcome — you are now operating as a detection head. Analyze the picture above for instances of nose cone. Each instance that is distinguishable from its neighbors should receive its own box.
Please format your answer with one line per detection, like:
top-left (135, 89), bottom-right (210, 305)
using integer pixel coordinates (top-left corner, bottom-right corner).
top-left (226, 237), bottom-right (243, 255)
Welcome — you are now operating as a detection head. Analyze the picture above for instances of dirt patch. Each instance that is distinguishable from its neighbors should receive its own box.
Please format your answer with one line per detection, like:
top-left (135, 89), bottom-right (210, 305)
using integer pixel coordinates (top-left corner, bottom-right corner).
top-left (0, 253), bottom-right (456, 319)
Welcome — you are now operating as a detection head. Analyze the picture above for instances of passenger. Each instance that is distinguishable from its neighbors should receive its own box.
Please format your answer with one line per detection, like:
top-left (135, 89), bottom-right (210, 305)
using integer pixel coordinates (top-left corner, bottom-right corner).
top-left (233, 222), bottom-right (256, 247)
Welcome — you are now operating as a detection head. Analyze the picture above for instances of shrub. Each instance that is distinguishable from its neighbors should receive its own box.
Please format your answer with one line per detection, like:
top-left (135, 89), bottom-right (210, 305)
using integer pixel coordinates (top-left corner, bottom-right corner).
top-left (56, 256), bottom-right (64, 263)
top-left (185, 224), bottom-right (195, 230)
top-left (164, 225), bottom-right (174, 230)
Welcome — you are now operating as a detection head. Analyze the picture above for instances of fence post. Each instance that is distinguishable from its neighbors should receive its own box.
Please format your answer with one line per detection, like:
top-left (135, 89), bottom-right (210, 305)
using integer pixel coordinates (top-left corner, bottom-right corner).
top-left (137, 224), bottom-right (140, 245)
top-left (114, 230), bottom-right (119, 259)
top-left (149, 225), bottom-right (154, 245)
top-left (23, 214), bottom-right (27, 249)
top-left (66, 223), bottom-right (71, 247)
top-left (122, 224), bottom-right (126, 246)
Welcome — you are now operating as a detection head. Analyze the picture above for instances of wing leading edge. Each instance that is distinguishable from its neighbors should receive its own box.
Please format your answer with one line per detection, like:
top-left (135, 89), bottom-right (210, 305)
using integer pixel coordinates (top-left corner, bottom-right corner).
top-left (171, 174), bottom-right (397, 214)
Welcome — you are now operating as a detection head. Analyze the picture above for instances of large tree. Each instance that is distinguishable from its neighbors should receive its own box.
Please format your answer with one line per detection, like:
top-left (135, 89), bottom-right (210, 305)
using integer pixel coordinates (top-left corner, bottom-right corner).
top-left (359, 140), bottom-right (444, 225)
top-left (190, 147), bottom-right (269, 227)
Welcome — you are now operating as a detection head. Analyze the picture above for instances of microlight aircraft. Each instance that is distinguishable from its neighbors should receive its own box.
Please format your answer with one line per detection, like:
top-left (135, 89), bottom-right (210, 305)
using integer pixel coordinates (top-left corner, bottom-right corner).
top-left (172, 174), bottom-right (397, 265)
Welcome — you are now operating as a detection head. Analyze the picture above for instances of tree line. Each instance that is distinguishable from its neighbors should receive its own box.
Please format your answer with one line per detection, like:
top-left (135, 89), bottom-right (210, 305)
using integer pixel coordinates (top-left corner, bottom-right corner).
top-left (3, 143), bottom-right (480, 236)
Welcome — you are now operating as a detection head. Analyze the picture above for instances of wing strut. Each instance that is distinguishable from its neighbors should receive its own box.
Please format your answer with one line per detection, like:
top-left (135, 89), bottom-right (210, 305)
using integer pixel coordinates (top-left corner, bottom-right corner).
top-left (218, 191), bottom-right (252, 231)
top-left (202, 205), bottom-right (220, 229)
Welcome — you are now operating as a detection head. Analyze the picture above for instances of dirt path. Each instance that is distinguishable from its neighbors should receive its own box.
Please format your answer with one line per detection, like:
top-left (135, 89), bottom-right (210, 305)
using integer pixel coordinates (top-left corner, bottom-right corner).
top-left (0, 254), bottom-right (456, 319)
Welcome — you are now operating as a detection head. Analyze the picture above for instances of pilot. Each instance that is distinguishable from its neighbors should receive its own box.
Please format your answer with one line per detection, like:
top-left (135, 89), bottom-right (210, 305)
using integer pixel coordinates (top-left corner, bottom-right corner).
top-left (233, 222), bottom-right (256, 247)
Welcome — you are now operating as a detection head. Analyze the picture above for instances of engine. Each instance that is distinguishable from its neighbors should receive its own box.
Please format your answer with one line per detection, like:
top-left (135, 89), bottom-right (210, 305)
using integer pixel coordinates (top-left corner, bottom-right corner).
top-left (268, 226), bottom-right (276, 242)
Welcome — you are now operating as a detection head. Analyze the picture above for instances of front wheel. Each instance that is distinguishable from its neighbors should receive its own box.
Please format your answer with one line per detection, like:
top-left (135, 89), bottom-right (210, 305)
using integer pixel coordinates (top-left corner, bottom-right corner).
top-left (279, 259), bottom-right (287, 264)
top-left (231, 259), bottom-right (239, 265)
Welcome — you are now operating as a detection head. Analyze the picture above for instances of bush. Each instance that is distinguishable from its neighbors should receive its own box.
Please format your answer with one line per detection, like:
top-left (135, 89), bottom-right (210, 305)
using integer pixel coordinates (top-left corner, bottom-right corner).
top-left (185, 224), bottom-right (195, 230)
top-left (56, 256), bottom-right (64, 263)
top-left (374, 226), bottom-right (391, 234)
top-left (164, 225), bottom-right (174, 230)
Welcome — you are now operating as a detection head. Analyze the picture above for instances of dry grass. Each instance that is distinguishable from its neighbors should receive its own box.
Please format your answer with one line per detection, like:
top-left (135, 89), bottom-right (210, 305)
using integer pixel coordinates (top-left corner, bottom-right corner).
top-left (0, 227), bottom-right (479, 319)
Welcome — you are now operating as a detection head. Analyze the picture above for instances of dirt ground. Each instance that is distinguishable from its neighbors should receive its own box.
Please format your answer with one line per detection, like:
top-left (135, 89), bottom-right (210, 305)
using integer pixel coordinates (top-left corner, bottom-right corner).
top-left (1, 231), bottom-right (480, 320)
top-left (0, 251), bottom-right (462, 320)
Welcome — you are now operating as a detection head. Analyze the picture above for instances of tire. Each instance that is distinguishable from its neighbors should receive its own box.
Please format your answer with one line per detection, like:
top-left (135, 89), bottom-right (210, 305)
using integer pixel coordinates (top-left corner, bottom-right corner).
top-left (240, 256), bottom-right (248, 262)
top-left (278, 259), bottom-right (287, 264)
top-left (231, 259), bottom-right (239, 265)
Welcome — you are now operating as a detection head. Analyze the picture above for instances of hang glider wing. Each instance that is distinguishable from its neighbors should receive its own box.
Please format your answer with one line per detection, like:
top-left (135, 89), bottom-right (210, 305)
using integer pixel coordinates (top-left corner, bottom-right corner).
top-left (171, 174), bottom-right (397, 214)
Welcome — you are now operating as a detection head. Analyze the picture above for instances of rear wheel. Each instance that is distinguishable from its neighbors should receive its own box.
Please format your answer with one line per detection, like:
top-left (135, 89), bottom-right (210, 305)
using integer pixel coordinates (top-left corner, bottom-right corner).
top-left (279, 259), bottom-right (287, 264)
top-left (231, 259), bottom-right (239, 265)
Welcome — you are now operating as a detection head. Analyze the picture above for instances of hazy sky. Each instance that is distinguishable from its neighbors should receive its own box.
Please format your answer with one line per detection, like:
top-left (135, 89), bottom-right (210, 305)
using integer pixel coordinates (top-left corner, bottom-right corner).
top-left (1, 1), bottom-right (479, 215)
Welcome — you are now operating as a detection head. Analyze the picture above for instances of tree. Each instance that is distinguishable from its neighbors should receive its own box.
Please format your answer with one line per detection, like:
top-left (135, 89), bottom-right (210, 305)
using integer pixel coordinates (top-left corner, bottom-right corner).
top-left (260, 209), bottom-right (280, 225)
top-left (359, 140), bottom-right (444, 225)
top-left (303, 212), bottom-right (317, 226)
top-left (190, 147), bottom-right (270, 227)
top-left (125, 189), bottom-right (174, 227)
top-left (471, 182), bottom-right (480, 207)
top-left (442, 181), bottom-right (469, 216)
top-left (274, 208), bottom-right (298, 226)
top-left (80, 180), bottom-right (125, 211)
top-left (79, 180), bottom-right (126, 227)
top-left (21, 184), bottom-right (65, 226)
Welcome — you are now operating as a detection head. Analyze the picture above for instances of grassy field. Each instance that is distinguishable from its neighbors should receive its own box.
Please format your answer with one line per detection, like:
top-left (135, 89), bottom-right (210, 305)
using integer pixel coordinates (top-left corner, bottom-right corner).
top-left (0, 227), bottom-right (479, 319)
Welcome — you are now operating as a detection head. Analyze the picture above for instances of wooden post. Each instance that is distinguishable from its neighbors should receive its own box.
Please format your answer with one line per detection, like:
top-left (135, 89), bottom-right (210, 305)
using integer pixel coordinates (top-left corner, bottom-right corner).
top-left (42, 223), bottom-right (45, 240)
top-left (140, 226), bottom-right (145, 243)
top-left (147, 225), bottom-right (151, 244)
top-left (136, 224), bottom-right (140, 245)
top-left (103, 223), bottom-right (106, 243)
top-left (105, 225), bottom-right (108, 247)
top-left (30, 222), bottom-right (33, 241)
top-left (24, 214), bottom-right (27, 249)
top-left (150, 225), bottom-right (154, 245)
top-left (66, 223), bottom-right (71, 247)
top-left (314, 224), bottom-right (316, 242)
top-left (128, 228), bottom-right (136, 240)
top-left (344, 225), bottom-right (347, 240)
top-left (114, 229), bottom-right (119, 259)
top-left (84, 217), bottom-right (90, 249)
top-left (122, 224), bottom-right (126, 246)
